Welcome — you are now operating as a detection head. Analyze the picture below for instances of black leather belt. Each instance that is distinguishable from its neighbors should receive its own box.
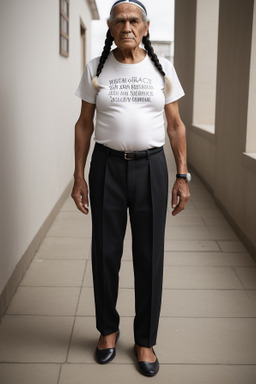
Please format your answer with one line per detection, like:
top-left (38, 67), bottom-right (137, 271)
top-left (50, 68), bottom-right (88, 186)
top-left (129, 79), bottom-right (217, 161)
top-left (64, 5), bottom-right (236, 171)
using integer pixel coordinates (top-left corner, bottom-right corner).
top-left (95, 143), bottom-right (163, 160)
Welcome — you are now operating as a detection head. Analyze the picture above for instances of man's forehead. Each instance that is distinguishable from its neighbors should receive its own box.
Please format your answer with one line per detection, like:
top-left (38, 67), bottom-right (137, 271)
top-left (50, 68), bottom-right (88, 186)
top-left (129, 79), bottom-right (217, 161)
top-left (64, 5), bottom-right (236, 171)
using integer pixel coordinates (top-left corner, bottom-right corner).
top-left (113, 4), bottom-right (143, 18)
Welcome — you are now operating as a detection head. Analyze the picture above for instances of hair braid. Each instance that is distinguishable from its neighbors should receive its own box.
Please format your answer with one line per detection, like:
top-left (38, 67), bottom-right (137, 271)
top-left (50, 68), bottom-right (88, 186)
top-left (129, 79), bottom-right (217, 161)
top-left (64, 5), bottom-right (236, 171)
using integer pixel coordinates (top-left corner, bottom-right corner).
top-left (92, 29), bottom-right (114, 91)
top-left (143, 33), bottom-right (172, 95)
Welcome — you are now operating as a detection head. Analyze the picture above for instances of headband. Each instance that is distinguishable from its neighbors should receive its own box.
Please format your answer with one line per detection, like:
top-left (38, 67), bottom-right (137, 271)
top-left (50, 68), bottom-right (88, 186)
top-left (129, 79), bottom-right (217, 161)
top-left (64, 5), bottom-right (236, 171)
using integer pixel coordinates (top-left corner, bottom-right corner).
top-left (111, 0), bottom-right (147, 15)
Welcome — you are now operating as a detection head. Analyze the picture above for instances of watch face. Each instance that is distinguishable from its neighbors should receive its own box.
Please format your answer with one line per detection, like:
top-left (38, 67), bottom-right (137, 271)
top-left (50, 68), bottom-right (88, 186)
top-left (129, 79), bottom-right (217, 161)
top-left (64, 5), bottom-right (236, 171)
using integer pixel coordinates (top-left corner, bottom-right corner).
top-left (187, 173), bottom-right (192, 182)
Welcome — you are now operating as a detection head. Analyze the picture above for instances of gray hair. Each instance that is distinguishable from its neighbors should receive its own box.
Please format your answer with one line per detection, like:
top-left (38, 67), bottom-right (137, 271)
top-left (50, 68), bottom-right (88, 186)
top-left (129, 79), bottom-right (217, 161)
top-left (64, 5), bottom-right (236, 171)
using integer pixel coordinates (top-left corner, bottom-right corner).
top-left (108, 7), bottom-right (148, 25)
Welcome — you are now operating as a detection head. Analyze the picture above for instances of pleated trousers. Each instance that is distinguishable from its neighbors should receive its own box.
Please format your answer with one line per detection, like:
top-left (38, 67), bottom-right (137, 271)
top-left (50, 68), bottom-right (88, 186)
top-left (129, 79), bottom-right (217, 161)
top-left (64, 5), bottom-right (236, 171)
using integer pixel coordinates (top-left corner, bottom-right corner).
top-left (89, 143), bottom-right (168, 347)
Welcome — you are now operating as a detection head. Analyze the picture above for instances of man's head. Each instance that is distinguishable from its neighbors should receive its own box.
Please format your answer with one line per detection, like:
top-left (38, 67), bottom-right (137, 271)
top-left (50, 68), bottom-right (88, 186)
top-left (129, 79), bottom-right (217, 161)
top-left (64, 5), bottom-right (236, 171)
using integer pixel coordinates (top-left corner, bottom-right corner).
top-left (107, 1), bottom-right (150, 51)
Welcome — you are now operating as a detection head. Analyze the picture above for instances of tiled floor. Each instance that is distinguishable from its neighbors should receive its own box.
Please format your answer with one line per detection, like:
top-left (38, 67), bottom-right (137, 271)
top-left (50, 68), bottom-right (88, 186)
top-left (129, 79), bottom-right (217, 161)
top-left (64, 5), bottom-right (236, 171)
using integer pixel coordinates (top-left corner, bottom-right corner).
top-left (1, 163), bottom-right (256, 383)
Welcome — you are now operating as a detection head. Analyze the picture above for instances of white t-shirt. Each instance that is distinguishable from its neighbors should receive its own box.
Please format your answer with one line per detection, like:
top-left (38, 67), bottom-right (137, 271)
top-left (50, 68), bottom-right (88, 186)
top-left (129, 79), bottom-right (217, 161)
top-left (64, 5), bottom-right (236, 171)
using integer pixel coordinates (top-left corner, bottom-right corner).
top-left (75, 51), bottom-right (185, 151)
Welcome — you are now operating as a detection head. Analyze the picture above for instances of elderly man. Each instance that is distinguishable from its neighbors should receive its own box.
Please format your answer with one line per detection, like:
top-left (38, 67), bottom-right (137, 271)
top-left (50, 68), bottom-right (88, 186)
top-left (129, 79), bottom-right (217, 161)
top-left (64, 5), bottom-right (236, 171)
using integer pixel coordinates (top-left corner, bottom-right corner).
top-left (72, 0), bottom-right (190, 377)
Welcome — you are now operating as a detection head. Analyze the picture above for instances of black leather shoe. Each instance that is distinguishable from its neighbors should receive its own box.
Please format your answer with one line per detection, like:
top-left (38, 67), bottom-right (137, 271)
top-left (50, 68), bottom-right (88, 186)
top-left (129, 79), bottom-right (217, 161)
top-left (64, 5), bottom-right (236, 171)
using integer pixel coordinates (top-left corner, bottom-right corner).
top-left (95, 330), bottom-right (120, 364)
top-left (134, 345), bottom-right (159, 377)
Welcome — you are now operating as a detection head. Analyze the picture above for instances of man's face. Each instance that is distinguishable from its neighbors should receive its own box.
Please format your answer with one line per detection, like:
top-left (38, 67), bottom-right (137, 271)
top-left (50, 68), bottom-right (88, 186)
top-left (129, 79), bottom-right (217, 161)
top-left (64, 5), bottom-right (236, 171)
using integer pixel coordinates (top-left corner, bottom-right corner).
top-left (108, 4), bottom-right (150, 51)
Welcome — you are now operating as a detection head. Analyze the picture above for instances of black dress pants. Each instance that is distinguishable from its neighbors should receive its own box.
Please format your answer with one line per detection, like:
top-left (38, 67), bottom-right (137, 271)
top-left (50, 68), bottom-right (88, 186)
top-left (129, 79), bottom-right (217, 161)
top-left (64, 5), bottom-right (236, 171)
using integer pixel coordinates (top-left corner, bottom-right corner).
top-left (89, 143), bottom-right (168, 348)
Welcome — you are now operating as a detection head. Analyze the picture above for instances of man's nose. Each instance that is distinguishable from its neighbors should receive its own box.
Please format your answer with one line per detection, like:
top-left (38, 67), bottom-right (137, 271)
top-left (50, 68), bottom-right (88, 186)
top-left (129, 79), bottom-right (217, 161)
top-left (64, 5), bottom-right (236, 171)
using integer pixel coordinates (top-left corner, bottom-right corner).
top-left (123, 21), bottom-right (131, 32)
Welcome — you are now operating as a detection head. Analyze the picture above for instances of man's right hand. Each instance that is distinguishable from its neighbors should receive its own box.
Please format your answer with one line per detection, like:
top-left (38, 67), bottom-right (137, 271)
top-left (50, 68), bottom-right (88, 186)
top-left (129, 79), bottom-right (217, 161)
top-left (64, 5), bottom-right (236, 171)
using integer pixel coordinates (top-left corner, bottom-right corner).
top-left (71, 177), bottom-right (89, 215)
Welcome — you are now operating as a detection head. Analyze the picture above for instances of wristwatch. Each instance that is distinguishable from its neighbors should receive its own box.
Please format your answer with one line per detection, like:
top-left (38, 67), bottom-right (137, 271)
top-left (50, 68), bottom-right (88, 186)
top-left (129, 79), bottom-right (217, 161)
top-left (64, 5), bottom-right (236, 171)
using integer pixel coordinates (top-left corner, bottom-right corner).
top-left (176, 172), bottom-right (192, 182)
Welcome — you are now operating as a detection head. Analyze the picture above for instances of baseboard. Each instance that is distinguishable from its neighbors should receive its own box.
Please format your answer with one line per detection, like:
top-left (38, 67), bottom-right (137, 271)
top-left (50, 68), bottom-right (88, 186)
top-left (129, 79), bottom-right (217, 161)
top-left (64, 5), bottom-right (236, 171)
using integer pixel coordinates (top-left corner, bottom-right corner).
top-left (189, 164), bottom-right (256, 262)
top-left (0, 179), bottom-right (73, 320)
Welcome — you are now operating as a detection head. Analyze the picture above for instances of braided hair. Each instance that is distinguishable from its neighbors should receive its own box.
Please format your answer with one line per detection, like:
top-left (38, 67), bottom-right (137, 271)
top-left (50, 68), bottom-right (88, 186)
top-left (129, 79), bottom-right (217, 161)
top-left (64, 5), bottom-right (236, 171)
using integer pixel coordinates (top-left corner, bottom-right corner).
top-left (143, 32), bottom-right (172, 95)
top-left (92, 20), bottom-right (171, 95)
top-left (92, 29), bottom-right (114, 91)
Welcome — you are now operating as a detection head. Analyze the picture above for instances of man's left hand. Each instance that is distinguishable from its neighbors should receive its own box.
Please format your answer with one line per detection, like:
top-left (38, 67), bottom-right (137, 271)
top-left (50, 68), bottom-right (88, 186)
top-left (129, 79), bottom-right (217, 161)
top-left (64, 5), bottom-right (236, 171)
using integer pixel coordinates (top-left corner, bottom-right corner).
top-left (171, 178), bottom-right (190, 216)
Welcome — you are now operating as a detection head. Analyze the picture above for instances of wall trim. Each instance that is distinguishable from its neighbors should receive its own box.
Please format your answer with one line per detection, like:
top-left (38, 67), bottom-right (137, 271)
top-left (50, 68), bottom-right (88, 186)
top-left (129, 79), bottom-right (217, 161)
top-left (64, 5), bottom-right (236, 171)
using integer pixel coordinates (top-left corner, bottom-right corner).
top-left (190, 124), bottom-right (216, 143)
top-left (242, 152), bottom-right (256, 173)
top-left (189, 164), bottom-right (256, 262)
top-left (0, 179), bottom-right (73, 320)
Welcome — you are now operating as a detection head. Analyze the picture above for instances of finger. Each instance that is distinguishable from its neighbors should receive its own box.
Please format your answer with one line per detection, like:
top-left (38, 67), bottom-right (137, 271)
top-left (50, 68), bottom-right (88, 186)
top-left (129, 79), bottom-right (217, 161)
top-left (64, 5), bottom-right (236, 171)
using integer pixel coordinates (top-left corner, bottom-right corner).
top-left (172, 203), bottom-right (183, 216)
top-left (78, 197), bottom-right (89, 215)
top-left (172, 194), bottom-right (188, 216)
top-left (172, 188), bottom-right (178, 210)
top-left (81, 191), bottom-right (89, 212)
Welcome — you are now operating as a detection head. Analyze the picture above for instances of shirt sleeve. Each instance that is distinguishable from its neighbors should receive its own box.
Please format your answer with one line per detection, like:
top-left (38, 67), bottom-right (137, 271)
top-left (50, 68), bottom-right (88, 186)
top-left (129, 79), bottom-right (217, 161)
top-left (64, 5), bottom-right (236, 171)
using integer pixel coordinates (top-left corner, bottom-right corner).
top-left (74, 58), bottom-right (99, 104)
top-left (160, 57), bottom-right (185, 104)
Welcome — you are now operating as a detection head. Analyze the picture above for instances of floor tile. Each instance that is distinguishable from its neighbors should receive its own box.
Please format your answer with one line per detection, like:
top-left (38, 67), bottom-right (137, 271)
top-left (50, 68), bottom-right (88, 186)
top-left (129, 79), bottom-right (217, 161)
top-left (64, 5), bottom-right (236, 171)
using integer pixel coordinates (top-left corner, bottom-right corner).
top-left (206, 225), bottom-right (239, 240)
top-left (165, 226), bottom-right (238, 240)
top-left (164, 251), bottom-right (227, 266)
top-left (180, 208), bottom-right (225, 218)
top-left (6, 287), bottom-right (80, 316)
top-left (218, 241), bottom-right (247, 253)
top-left (246, 290), bottom-right (256, 305)
top-left (0, 364), bottom-right (60, 384)
top-left (67, 316), bottom-right (102, 363)
top-left (163, 266), bottom-right (242, 289)
top-left (164, 251), bottom-right (254, 267)
top-left (122, 239), bottom-right (132, 260)
top-left (0, 315), bottom-right (74, 362)
top-left (161, 289), bottom-right (256, 317)
top-left (222, 252), bottom-right (255, 266)
top-left (20, 260), bottom-right (86, 287)
top-left (202, 215), bottom-right (231, 226)
top-left (234, 268), bottom-right (256, 289)
top-left (158, 317), bottom-right (256, 364)
top-left (76, 287), bottom-right (95, 316)
top-left (82, 262), bottom-right (93, 287)
top-left (166, 216), bottom-right (206, 227)
top-left (46, 212), bottom-right (91, 238)
top-left (164, 240), bottom-right (220, 252)
top-left (35, 237), bottom-right (91, 260)
top-left (192, 200), bottom-right (217, 209)
top-left (119, 261), bottom-right (134, 288)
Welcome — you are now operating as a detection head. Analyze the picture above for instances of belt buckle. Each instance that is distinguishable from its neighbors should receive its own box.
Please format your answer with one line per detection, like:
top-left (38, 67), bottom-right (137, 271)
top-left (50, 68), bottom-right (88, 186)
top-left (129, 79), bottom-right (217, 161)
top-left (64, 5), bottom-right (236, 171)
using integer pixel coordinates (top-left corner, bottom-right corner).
top-left (124, 152), bottom-right (133, 160)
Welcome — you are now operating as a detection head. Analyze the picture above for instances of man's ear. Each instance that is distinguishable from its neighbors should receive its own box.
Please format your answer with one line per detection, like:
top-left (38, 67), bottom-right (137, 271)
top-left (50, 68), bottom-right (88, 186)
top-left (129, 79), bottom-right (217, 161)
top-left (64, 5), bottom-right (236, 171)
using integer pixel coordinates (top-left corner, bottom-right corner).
top-left (107, 19), bottom-right (112, 35)
top-left (144, 20), bottom-right (150, 36)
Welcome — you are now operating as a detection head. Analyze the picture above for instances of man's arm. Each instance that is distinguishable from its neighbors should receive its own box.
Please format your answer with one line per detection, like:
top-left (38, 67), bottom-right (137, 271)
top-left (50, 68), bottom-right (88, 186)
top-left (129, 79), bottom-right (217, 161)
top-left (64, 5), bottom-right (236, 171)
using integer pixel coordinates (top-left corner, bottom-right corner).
top-left (165, 101), bottom-right (190, 216)
top-left (71, 100), bottom-right (96, 215)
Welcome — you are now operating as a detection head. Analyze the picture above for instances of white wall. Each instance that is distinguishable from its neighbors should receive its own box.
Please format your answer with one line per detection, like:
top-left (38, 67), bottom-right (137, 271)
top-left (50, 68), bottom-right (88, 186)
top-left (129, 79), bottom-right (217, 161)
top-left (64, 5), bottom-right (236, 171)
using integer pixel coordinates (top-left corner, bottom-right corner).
top-left (0, 0), bottom-right (93, 294)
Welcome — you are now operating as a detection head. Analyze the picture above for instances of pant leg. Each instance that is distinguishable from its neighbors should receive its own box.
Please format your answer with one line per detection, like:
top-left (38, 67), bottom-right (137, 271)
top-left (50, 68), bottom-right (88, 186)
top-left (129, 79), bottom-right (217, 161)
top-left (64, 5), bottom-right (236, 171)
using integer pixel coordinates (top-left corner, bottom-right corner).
top-left (89, 146), bottom-right (127, 336)
top-left (129, 150), bottom-right (168, 347)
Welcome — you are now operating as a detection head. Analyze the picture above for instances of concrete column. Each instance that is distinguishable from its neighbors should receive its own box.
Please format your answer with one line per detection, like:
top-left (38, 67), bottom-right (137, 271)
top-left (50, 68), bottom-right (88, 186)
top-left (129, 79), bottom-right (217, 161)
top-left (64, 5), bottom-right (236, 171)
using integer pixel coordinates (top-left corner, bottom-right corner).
top-left (174, 0), bottom-right (256, 256)
top-left (214, 0), bottom-right (254, 227)
top-left (174, 0), bottom-right (197, 129)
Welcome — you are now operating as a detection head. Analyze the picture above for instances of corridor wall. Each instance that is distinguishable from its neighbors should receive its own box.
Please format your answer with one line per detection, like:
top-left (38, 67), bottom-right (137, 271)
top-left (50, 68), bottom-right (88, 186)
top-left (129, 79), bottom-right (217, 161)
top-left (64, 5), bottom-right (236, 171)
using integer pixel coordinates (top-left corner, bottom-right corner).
top-left (0, 0), bottom-right (98, 316)
top-left (175, 0), bottom-right (256, 257)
